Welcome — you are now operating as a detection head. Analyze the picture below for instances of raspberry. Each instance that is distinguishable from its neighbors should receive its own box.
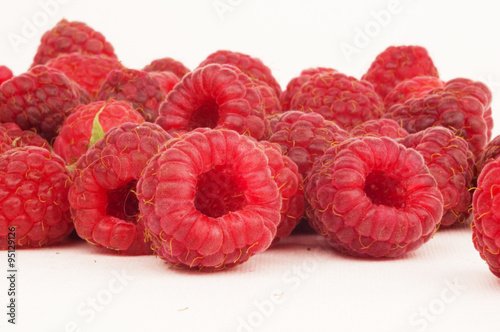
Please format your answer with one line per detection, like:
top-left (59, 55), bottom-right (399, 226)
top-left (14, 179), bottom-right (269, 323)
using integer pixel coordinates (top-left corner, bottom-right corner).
top-left (0, 123), bottom-right (49, 152)
top-left (362, 45), bottom-right (439, 99)
top-left (397, 127), bottom-right (473, 226)
top-left (477, 135), bottom-right (500, 176)
top-left (148, 71), bottom-right (180, 95)
top-left (143, 57), bottom-right (190, 79)
top-left (199, 50), bottom-right (282, 97)
top-left (68, 122), bottom-right (172, 254)
top-left (136, 129), bottom-right (281, 270)
top-left (290, 71), bottom-right (384, 130)
top-left (46, 53), bottom-right (124, 98)
top-left (0, 147), bottom-right (73, 249)
top-left (384, 76), bottom-right (445, 109)
top-left (350, 119), bottom-right (409, 139)
top-left (53, 100), bottom-right (144, 164)
top-left (97, 68), bottom-right (166, 122)
top-left (156, 64), bottom-right (266, 140)
top-left (255, 80), bottom-right (281, 117)
top-left (383, 79), bottom-right (489, 156)
top-left (0, 124), bottom-right (13, 154)
top-left (32, 19), bottom-right (117, 66)
top-left (269, 111), bottom-right (349, 177)
top-left (0, 65), bottom-right (81, 143)
top-left (0, 66), bottom-right (13, 86)
top-left (472, 159), bottom-right (500, 277)
top-left (281, 67), bottom-right (337, 111)
top-left (306, 136), bottom-right (443, 258)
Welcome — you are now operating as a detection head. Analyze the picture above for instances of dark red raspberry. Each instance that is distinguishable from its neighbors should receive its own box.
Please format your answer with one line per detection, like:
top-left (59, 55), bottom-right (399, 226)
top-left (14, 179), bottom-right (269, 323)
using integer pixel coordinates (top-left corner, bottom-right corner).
top-left (281, 67), bottom-right (337, 111)
top-left (11, 130), bottom-right (51, 151)
top-left (306, 136), bottom-right (443, 258)
top-left (143, 57), bottom-right (190, 79)
top-left (0, 147), bottom-right (73, 249)
top-left (199, 50), bottom-right (282, 97)
top-left (53, 100), bottom-right (144, 164)
top-left (137, 129), bottom-right (281, 270)
top-left (0, 65), bottom-right (81, 143)
top-left (383, 80), bottom-right (489, 156)
top-left (269, 111), bottom-right (349, 177)
top-left (0, 122), bottom-right (50, 152)
top-left (68, 122), bottom-right (172, 255)
top-left (472, 159), bottom-right (500, 277)
top-left (397, 127), bottom-right (473, 226)
top-left (362, 45), bottom-right (439, 99)
top-left (156, 64), bottom-right (266, 140)
top-left (384, 76), bottom-right (445, 109)
top-left (46, 53), bottom-right (124, 98)
top-left (350, 119), bottom-right (409, 139)
top-left (0, 66), bottom-right (13, 86)
top-left (290, 71), bottom-right (384, 130)
top-left (148, 71), bottom-right (180, 95)
top-left (97, 68), bottom-right (165, 122)
top-left (32, 19), bottom-right (117, 66)
top-left (477, 135), bottom-right (500, 176)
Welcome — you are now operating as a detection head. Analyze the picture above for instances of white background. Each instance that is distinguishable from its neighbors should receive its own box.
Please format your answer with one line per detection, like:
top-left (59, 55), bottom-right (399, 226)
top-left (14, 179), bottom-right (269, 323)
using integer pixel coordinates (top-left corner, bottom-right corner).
top-left (1, 0), bottom-right (500, 331)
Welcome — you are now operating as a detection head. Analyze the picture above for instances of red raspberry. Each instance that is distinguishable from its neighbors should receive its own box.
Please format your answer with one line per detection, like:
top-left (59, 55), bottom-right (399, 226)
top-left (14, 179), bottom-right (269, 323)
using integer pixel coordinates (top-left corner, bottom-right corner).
top-left (384, 76), bottom-right (445, 109)
top-left (32, 19), bottom-right (117, 66)
top-left (97, 68), bottom-right (165, 122)
top-left (472, 159), bottom-right (500, 277)
top-left (46, 53), bottom-right (124, 98)
top-left (148, 71), bottom-right (180, 95)
top-left (53, 100), bottom-right (144, 164)
top-left (11, 131), bottom-right (51, 151)
top-left (199, 50), bottom-right (282, 97)
top-left (477, 135), bottom-right (500, 176)
top-left (362, 45), bottom-right (439, 99)
top-left (350, 119), bottom-right (409, 139)
top-left (0, 122), bottom-right (50, 153)
top-left (0, 66), bottom-right (13, 86)
top-left (281, 67), bottom-right (337, 111)
top-left (0, 124), bottom-right (13, 154)
top-left (397, 127), bottom-right (473, 226)
top-left (255, 80), bottom-right (281, 117)
top-left (68, 122), bottom-right (172, 254)
top-left (156, 64), bottom-right (266, 140)
top-left (0, 147), bottom-right (73, 249)
top-left (137, 129), bottom-right (281, 270)
top-left (143, 57), bottom-right (190, 79)
top-left (290, 71), bottom-right (384, 130)
top-left (0, 65), bottom-right (81, 143)
top-left (306, 136), bottom-right (443, 258)
top-left (269, 111), bottom-right (349, 177)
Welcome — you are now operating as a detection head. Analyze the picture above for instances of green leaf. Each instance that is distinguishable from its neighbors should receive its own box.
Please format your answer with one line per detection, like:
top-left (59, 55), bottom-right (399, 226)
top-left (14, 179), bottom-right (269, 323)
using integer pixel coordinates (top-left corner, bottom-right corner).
top-left (88, 105), bottom-right (106, 148)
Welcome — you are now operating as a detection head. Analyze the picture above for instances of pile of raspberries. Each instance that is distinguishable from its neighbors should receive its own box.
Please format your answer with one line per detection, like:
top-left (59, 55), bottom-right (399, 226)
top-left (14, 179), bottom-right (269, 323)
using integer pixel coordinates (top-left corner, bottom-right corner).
top-left (1, 20), bottom-right (499, 276)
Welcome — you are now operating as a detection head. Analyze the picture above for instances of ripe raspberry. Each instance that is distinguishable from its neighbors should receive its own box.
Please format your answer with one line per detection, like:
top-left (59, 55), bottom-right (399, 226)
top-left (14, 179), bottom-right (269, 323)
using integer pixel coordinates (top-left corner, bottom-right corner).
top-left (0, 66), bottom-right (13, 86)
top-left (350, 119), bottom-right (409, 139)
top-left (472, 159), bottom-right (500, 277)
top-left (383, 80), bottom-right (489, 156)
top-left (32, 19), bottom-right (117, 66)
top-left (53, 100), bottom-right (144, 164)
top-left (148, 71), bottom-right (180, 95)
top-left (143, 57), bottom-right (190, 79)
top-left (306, 136), bottom-right (443, 258)
top-left (46, 53), bottom-right (124, 98)
top-left (136, 129), bottom-right (281, 270)
top-left (0, 147), bottom-right (73, 249)
top-left (362, 45), bottom-right (439, 99)
top-left (68, 122), bottom-right (172, 254)
top-left (397, 127), bottom-right (473, 226)
top-left (290, 71), bottom-right (384, 130)
top-left (199, 50), bottom-right (282, 97)
top-left (156, 64), bottom-right (266, 139)
top-left (97, 68), bottom-right (165, 122)
top-left (476, 135), bottom-right (500, 179)
top-left (281, 67), bottom-right (337, 111)
top-left (268, 111), bottom-right (349, 177)
top-left (0, 65), bottom-right (81, 143)
top-left (258, 141), bottom-right (304, 241)
top-left (255, 80), bottom-right (281, 116)
top-left (384, 76), bottom-right (445, 109)
top-left (0, 124), bottom-right (13, 154)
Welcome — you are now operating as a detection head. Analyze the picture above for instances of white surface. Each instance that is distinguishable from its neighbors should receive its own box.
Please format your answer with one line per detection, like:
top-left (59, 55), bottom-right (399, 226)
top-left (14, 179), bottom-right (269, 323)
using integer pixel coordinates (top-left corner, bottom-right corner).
top-left (1, 0), bottom-right (500, 331)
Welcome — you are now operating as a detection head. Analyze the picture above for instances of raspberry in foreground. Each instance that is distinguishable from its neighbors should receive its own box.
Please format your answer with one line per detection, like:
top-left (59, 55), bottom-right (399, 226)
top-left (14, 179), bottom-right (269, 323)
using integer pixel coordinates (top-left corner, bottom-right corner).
top-left (137, 129), bottom-right (282, 270)
top-left (0, 147), bottom-right (73, 249)
top-left (53, 100), bottom-right (144, 164)
top-left (290, 71), bottom-right (384, 130)
top-left (156, 64), bottom-right (266, 140)
top-left (306, 136), bottom-right (443, 258)
top-left (0, 66), bottom-right (13, 86)
top-left (68, 122), bottom-right (171, 255)
top-left (362, 45), bottom-right (439, 99)
top-left (349, 119), bottom-right (409, 139)
top-left (32, 19), bottom-right (117, 66)
top-left (384, 76), bottom-right (445, 109)
top-left (143, 57), bottom-right (190, 79)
